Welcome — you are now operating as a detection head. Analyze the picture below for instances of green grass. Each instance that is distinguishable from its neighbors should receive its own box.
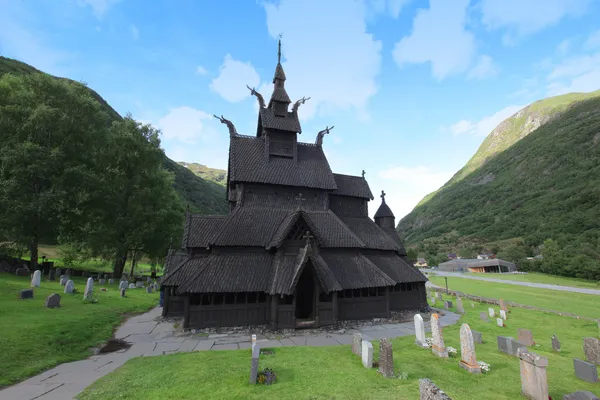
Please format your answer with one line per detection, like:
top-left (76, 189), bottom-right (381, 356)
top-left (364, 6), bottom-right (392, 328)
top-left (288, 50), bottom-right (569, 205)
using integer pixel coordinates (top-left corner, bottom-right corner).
top-left (429, 276), bottom-right (600, 319)
top-left (464, 272), bottom-right (600, 289)
top-left (0, 272), bottom-right (159, 387)
top-left (78, 297), bottom-right (599, 400)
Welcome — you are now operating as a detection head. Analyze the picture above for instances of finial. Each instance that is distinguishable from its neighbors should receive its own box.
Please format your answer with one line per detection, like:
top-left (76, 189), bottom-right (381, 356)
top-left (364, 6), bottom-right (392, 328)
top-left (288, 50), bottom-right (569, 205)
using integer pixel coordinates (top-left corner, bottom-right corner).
top-left (295, 193), bottom-right (306, 206)
top-left (315, 126), bottom-right (334, 146)
top-left (278, 34), bottom-right (282, 64)
top-left (213, 114), bottom-right (238, 137)
top-left (380, 190), bottom-right (386, 203)
top-left (362, 170), bottom-right (366, 179)
top-left (302, 230), bottom-right (314, 246)
top-left (186, 202), bottom-right (190, 212)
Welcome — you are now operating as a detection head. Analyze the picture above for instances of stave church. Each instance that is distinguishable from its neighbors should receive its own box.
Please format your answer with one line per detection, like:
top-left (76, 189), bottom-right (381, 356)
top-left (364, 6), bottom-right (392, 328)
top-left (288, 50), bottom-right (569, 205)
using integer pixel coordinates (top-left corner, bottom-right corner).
top-left (161, 41), bottom-right (427, 329)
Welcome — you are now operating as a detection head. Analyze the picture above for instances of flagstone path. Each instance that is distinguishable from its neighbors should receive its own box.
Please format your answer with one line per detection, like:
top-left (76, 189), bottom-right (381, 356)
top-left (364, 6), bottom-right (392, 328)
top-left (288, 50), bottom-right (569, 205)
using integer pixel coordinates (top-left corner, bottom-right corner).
top-left (0, 307), bottom-right (460, 400)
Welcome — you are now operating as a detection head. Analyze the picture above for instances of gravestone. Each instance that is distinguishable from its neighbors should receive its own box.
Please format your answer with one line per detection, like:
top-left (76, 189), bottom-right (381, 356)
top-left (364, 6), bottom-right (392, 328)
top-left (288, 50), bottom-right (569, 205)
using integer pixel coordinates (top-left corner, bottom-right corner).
top-left (128, 283), bottom-right (135, 289)
top-left (435, 292), bottom-right (442, 301)
top-left (19, 289), bottom-right (34, 299)
top-left (480, 312), bottom-right (489, 322)
top-left (56, 267), bottom-right (62, 277)
top-left (120, 288), bottom-right (126, 297)
top-left (45, 293), bottom-right (61, 308)
top-left (518, 329), bottom-right (534, 346)
top-left (65, 268), bottom-right (72, 276)
top-left (98, 279), bottom-right (106, 285)
top-left (136, 281), bottom-right (144, 288)
top-left (583, 337), bottom-right (600, 365)
top-left (496, 318), bottom-right (504, 327)
top-left (552, 334), bottom-right (561, 352)
top-left (499, 298), bottom-right (507, 311)
top-left (499, 309), bottom-right (507, 320)
top-left (455, 297), bottom-right (464, 314)
top-left (361, 340), bottom-right (373, 368)
top-left (470, 302), bottom-right (475, 309)
top-left (497, 336), bottom-right (526, 356)
top-left (430, 296), bottom-right (436, 305)
top-left (31, 270), bottom-right (41, 287)
top-left (82, 271), bottom-right (90, 277)
top-left (15, 267), bottom-right (29, 276)
top-left (574, 358), bottom-right (599, 383)
top-left (378, 338), bottom-right (394, 377)
top-left (472, 330), bottom-right (483, 344)
top-left (146, 287), bottom-right (153, 293)
top-left (459, 323), bottom-right (481, 373)
top-left (83, 277), bottom-right (94, 300)
top-left (119, 280), bottom-right (128, 290)
top-left (563, 391), bottom-right (600, 400)
top-left (64, 280), bottom-right (74, 294)
top-left (430, 313), bottom-right (448, 358)
top-left (444, 300), bottom-right (453, 310)
top-left (517, 347), bottom-right (548, 400)
top-left (415, 314), bottom-right (429, 348)
top-left (419, 378), bottom-right (453, 400)
top-left (48, 269), bottom-right (55, 281)
top-left (488, 308), bottom-right (495, 318)
top-left (352, 334), bottom-right (362, 357)
top-left (108, 279), bottom-right (114, 284)
top-left (249, 345), bottom-right (260, 384)
top-left (60, 275), bottom-right (67, 285)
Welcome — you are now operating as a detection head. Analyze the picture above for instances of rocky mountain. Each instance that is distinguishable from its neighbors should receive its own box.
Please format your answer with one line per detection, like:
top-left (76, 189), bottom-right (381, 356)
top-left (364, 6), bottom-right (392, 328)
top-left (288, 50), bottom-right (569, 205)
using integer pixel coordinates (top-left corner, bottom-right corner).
top-left (397, 90), bottom-right (600, 278)
top-left (0, 56), bottom-right (228, 216)
top-left (177, 162), bottom-right (227, 186)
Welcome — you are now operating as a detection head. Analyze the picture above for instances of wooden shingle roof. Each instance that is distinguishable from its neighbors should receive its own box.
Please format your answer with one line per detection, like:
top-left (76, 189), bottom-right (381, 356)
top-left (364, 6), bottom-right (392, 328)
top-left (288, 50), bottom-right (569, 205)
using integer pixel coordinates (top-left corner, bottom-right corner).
top-left (259, 108), bottom-right (302, 132)
top-left (364, 254), bottom-right (427, 283)
top-left (331, 174), bottom-right (374, 199)
top-left (340, 217), bottom-right (401, 251)
top-left (320, 252), bottom-right (396, 289)
top-left (228, 136), bottom-right (337, 189)
top-left (185, 216), bottom-right (227, 248)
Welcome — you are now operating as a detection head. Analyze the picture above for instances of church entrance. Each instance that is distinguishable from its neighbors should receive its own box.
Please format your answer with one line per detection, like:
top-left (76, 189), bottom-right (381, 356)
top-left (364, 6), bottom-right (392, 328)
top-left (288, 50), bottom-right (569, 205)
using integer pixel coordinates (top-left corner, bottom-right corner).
top-left (295, 266), bottom-right (315, 324)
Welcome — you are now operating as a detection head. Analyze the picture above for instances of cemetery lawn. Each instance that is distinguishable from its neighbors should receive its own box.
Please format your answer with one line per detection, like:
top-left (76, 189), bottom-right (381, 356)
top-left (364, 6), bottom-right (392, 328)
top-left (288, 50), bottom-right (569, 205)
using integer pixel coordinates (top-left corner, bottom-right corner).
top-left (428, 275), bottom-right (600, 319)
top-left (0, 272), bottom-right (159, 388)
top-left (78, 297), bottom-right (599, 400)
top-left (463, 272), bottom-right (600, 290)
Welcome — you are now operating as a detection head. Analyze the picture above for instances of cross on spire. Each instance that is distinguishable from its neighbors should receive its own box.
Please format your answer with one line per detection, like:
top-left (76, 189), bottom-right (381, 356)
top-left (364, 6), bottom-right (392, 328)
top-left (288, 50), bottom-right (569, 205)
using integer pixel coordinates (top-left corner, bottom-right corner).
top-left (302, 230), bottom-right (314, 245)
top-left (380, 190), bottom-right (386, 203)
top-left (362, 170), bottom-right (366, 179)
top-left (295, 193), bottom-right (306, 206)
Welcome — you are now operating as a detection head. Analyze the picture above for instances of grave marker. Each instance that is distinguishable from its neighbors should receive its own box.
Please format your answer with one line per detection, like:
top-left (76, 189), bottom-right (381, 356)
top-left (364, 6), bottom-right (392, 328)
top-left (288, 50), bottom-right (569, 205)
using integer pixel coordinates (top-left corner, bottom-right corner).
top-left (499, 298), bottom-right (507, 311)
top-left (128, 283), bottom-right (135, 289)
top-left (563, 391), bottom-right (600, 400)
top-left (472, 330), bottom-right (483, 344)
top-left (48, 269), bottom-right (55, 281)
top-left (497, 336), bottom-right (527, 356)
top-left (361, 340), bottom-right (373, 368)
top-left (455, 297), bottom-right (464, 314)
top-left (146, 287), bottom-right (153, 293)
top-left (518, 329), bottom-right (534, 346)
top-left (19, 289), bottom-right (34, 299)
top-left (574, 358), bottom-right (599, 383)
top-left (480, 312), bottom-right (489, 322)
top-left (459, 323), bottom-right (481, 373)
top-left (419, 379), bottom-right (452, 400)
top-left (431, 313), bottom-right (448, 358)
top-left (499, 309), bottom-right (507, 320)
top-left (249, 345), bottom-right (260, 384)
top-left (583, 337), bottom-right (600, 365)
top-left (83, 277), bottom-right (94, 300)
top-left (352, 334), bottom-right (362, 356)
top-left (64, 280), bottom-right (74, 294)
top-left (488, 308), bottom-right (495, 318)
top-left (45, 293), bottom-right (61, 308)
top-left (517, 347), bottom-right (548, 400)
top-left (414, 314), bottom-right (429, 348)
top-left (496, 318), bottom-right (504, 327)
top-left (444, 300), bottom-right (453, 310)
top-left (31, 270), bottom-right (41, 288)
top-left (98, 279), bottom-right (106, 285)
top-left (108, 279), bottom-right (114, 284)
top-left (551, 334), bottom-right (561, 352)
top-left (378, 338), bottom-right (394, 377)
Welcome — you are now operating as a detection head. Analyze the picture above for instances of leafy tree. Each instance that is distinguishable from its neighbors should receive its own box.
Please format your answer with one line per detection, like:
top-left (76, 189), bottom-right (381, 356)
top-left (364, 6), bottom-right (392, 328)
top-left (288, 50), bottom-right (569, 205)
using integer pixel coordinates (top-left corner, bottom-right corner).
top-left (0, 73), bottom-right (110, 265)
top-left (497, 244), bottom-right (528, 263)
top-left (406, 248), bottom-right (418, 264)
top-left (81, 117), bottom-right (184, 276)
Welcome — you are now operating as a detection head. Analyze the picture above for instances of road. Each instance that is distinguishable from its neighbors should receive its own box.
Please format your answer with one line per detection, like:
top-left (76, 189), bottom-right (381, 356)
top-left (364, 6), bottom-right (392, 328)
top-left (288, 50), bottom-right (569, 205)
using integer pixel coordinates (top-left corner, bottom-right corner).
top-left (426, 271), bottom-right (600, 296)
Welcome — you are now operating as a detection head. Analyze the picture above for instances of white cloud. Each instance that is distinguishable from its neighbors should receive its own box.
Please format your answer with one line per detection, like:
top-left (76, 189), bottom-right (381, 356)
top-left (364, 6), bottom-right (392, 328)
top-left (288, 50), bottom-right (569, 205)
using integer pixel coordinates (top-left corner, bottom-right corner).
top-left (584, 29), bottom-right (600, 49)
top-left (377, 166), bottom-right (454, 219)
top-left (367, 0), bottom-right (414, 18)
top-left (448, 104), bottom-right (524, 136)
top-left (263, 0), bottom-right (382, 120)
top-left (392, 0), bottom-right (476, 80)
top-left (196, 65), bottom-right (208, 75)
top-left (130, 24), bottom-right (139, 40)
top-left (556, 39), bottom-right (571, 55)
top-left (545, 52), bottom-right (600, 95)
top-left (468, 55), bottom-right (499, 80)
top-left (209, 54), bottom-right (260, 103)
top-left (156, 106), bottom-right (216, 143)
top-left (77, 0), bottom-right (121, 19)
top-left (480, 0), bottom-right (591, 36)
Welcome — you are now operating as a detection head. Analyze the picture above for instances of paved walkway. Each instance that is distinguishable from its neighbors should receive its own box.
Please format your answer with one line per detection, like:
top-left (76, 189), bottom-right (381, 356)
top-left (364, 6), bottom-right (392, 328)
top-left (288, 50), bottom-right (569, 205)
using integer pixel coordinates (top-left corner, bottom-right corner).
top-left (0, 307), bottom-right (460, 400)
top-left (429, 271), bottom-right (600, 296)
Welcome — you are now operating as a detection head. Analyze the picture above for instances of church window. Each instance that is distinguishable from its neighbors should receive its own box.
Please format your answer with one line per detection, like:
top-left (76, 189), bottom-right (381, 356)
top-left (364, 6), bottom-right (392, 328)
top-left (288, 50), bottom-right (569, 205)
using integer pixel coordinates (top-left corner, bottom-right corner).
top-left (247, 292), bottom-right (257, 303)
top-left (236, 293), bottom-right (246, 304)
top-left (258, 292), bottom-right (267, 303)
top-left (213, 294), bottom-right (224, 305)
top-left (201, 294), bottom-right (211, 305)
top-left (225, 293), bottom-right (235, 304)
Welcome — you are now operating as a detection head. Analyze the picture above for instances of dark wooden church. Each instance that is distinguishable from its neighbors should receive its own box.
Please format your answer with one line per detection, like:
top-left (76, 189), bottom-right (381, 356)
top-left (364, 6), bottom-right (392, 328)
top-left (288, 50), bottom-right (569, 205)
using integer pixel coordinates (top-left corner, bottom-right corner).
top-left (162, 41), bottom-right (427, 329)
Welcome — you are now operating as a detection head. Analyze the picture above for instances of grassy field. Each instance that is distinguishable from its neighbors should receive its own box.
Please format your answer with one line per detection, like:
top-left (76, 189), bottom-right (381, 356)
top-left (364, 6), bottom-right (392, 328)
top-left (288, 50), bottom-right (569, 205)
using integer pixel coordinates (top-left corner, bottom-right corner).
top-left (0, 272), bottom-right (159, 387)
top-left (78, 294), bottom-right (599, 400)
top-left (428, 275), bottom-right (600, 319)
top-left (464, 272), bottom-right (600, 289)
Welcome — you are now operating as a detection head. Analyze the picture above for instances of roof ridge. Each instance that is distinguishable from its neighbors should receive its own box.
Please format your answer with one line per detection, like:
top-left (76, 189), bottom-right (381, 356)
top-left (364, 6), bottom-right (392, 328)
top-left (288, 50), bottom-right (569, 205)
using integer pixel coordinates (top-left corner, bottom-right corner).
top-left (325, 210), bottom-right (367, 247)
top-left (358, 253), bottom-right (396, 285)
top-left (190, 214), bottom-right (228, 219)
top-left (176, 256), bottom-right (213, 294)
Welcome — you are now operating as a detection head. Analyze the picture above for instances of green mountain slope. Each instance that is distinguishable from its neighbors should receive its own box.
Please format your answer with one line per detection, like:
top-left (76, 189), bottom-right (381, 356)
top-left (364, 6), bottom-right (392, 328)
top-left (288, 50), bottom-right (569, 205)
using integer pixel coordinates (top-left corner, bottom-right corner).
top-left (177, 162), bottom-right (227, 186)
top-left (0, 56), bottom-right (228, 215)
top-left (397, 91), bottom-right (600, 278)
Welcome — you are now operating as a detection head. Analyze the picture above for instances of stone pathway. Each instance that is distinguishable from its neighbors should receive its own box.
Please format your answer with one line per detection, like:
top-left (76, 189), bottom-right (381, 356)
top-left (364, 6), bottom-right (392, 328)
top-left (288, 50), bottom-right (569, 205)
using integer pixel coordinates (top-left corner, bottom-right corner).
top-left (0, 307), bottom-right (460, 400)
top-left (429, 271), bottom-right (600, 296)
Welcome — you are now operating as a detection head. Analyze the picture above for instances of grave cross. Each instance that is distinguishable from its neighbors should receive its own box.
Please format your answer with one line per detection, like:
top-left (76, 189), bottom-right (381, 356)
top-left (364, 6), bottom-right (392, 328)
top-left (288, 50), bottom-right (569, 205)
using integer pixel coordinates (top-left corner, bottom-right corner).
top-left (295, 193), bottom-right (306, 206)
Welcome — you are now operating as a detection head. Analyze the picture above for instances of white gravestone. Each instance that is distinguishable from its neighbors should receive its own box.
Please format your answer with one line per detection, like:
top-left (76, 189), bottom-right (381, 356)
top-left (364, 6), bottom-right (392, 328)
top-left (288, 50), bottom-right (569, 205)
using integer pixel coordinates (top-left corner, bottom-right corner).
top-left (499, 309), bottom-right (507, 320)
top-left (83, 277), bottom-right (94, 300)
top-left (31, 270), bottom-right (41, 287)
top-left (497, 318), bottom-right (504, 327)
top-left (361, 340), bottom-right (373, 368)
top-left (64, 280), bottom-right (74, 294)
top-left (414, 314), bottom-right (429, 348)
top-left (128, 283), bottom-right (135, 289)
top-left (488, 308), bottom-right (495, 318)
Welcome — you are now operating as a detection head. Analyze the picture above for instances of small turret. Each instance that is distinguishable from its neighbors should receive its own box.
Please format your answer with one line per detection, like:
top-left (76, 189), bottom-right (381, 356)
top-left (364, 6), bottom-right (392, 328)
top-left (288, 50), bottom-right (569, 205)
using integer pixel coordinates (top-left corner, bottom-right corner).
top-left (374, 190), bottom-right (395, 229)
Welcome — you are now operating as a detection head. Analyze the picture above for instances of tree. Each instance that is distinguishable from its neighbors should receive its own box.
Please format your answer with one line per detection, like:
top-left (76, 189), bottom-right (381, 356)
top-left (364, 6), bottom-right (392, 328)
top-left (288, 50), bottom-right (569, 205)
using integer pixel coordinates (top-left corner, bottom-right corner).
top-left (82, 117), bottom-right (183, 276)
top-left (0, 73), bottom-right (110, 265)
top-left (406, 248), bottom-right (418, 264)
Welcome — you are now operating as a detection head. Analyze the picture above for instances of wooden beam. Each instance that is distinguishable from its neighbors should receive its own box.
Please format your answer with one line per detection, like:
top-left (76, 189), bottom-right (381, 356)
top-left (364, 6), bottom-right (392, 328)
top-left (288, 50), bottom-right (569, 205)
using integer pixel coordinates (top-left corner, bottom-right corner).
top-left (270, 294), bottom-right (279, 330)
top-left (385, 287), bottom-right (391, 318)
top-left (332, 291), bottom-right (338, 323)
top-left (183, 295), bottom-right (191, 329)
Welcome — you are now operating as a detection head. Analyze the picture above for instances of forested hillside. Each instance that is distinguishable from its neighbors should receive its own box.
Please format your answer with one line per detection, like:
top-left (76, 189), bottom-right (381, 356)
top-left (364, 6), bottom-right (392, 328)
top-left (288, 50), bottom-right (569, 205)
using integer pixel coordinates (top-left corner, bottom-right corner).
top-left (0, 57), bottom-right (228, 215)
top-left (177, 162), bottom-right (227, 186)
top-left (398, 92), bottom-right (600, 279)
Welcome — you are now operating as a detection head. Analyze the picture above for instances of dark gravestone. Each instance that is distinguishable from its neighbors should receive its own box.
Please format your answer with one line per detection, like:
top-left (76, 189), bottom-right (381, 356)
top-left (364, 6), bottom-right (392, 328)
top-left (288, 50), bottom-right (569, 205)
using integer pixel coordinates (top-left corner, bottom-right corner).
top-left (16, 268), bottom-right (29, 277)
top-left (249, 345), bottom-right (260, 384)
top-left (146, 287), bottom-right (153, 293)
top-left (419, 378), bottom-right (452, 400)
top-left (82, 271), bottom-right (90, 277)
top-left (563, 391), bottom-right (600, 400)
top-left (552, 334), bottom-right (561, 352)
top-left (45, 293), bottom-right (61, 308)
top-left (48, 269), bottom-right (56, 281)
top-left (583, 337), bottom-right (600, 365)
top-left (574, 358), bottom-right (599, 383)
top-left (497, 336), bottom-right (526, 356)
top-left (378, 338), bottom-right (394, 378)
top-left (472, 330), bottom-right (483, 344)
top-left (479, 312), bottom-right (489, 322)
top-left (444, 300), bottom-right (453, 310)
top-left (56, 267), bottom-right (62, 277)
top-left (19, 289), bottom-right (34, 299)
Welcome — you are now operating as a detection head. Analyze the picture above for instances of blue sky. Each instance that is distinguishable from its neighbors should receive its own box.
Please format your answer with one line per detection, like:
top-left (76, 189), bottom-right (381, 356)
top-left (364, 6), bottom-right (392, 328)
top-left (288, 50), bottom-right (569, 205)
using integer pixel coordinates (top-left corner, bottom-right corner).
top-left (1, 0), bottom-right (600, 219)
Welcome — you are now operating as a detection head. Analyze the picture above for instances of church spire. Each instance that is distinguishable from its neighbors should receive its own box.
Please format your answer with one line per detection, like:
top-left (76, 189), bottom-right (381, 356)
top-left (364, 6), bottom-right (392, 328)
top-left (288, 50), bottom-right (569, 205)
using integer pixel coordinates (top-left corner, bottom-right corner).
top-left (268, 38), bottom-right (291, 115)
top-left (374, 189), bottom-right (396, 229)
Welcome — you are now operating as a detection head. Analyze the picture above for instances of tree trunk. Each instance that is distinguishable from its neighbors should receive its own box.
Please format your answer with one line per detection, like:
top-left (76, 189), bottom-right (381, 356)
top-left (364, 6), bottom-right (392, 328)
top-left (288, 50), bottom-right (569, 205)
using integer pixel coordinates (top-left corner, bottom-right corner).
top-left (30, 234), bottom-right (39, 268)
top-left (129, 250), bottom-right (136, 278)
top-left (113, 248), bottom-right (128, 277)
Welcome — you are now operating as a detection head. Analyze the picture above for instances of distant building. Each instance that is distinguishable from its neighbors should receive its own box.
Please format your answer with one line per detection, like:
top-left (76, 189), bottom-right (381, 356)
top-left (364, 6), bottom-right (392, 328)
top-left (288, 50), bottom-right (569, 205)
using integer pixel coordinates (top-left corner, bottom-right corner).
top-left (447, 253), bottom-right (458, 260)
top-left (477, 253), bottom-right (494, 260)
top-left (438, 258), bottom-right (517, 273)
top-left (414, 258), bottom-right (428, 268)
